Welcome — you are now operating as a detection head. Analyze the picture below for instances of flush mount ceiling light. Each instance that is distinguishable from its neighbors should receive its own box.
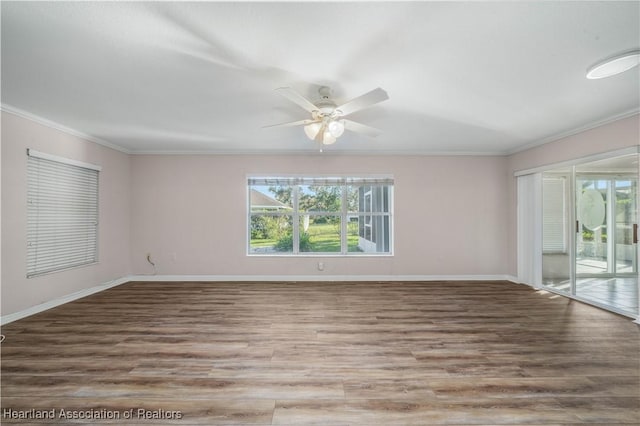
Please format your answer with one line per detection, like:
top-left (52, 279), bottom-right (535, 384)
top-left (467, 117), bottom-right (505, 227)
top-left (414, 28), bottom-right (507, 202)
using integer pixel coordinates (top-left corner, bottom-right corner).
top-left (586, 49), bottom-right (640, 79)
top-left (265, 85), bottom-right (388, 146)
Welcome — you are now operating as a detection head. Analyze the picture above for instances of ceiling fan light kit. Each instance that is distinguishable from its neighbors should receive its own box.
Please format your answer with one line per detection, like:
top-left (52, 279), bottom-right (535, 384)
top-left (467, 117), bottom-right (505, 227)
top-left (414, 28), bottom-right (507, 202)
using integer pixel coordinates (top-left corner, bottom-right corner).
top-left (586, 49), bottom-right (640, 79)
top-left (321, 130), bottom-right (337, 145)
top-left (304, 117), bottom-right (344, 145)
top-left (327, 120), bottom-right (345, 138)
top-left (303, 122), bottom-right (323, 140)
top-left (266, 86), bottom-right (389, 146)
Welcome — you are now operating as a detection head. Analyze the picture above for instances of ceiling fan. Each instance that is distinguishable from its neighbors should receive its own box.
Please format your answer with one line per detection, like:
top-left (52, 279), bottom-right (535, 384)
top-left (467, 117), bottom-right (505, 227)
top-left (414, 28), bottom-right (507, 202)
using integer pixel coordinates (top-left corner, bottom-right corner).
top-left (265, 86), bottom-right (389, 145)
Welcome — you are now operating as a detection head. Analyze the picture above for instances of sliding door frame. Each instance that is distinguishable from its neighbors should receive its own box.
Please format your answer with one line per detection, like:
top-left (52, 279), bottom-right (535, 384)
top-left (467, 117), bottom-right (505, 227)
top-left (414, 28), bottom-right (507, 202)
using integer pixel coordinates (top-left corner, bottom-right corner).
top-left (516, 146), bottom-right (640, 322)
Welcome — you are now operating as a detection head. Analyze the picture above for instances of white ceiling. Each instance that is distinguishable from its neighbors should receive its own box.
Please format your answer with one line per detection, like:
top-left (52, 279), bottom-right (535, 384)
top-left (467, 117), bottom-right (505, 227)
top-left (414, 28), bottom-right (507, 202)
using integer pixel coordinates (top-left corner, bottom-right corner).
top-left (2, 1), bottom-right (639, 155)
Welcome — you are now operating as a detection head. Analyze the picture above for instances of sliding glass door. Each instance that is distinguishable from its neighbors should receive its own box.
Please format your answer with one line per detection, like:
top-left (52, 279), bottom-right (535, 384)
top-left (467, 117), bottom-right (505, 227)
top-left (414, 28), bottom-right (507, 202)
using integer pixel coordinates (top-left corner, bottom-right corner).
top-left (542, 168), bottom-right (571, 294)
top-left (575, 157), bottom-right (638, 315)
top-left (540, 153), bottom-right (639, 317)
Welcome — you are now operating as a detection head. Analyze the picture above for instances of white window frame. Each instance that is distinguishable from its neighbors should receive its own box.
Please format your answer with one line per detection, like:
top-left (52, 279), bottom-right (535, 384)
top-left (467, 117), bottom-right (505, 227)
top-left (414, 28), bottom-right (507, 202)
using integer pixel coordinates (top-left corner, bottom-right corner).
top-left (27, 149), bottom-right (100, 277)
top-left (247, 176), bottom-right (394, 256)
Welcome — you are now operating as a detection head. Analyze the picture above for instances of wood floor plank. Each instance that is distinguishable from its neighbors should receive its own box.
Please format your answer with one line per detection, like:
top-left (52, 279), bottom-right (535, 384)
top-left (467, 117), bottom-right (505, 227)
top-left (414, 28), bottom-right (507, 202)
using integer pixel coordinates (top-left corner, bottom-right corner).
top-left (2, 375), bottom-right (345, 400)
top-left (1, 280), bottom-right (638, 424)
top-left (271, 398), bottom-right (580, 425)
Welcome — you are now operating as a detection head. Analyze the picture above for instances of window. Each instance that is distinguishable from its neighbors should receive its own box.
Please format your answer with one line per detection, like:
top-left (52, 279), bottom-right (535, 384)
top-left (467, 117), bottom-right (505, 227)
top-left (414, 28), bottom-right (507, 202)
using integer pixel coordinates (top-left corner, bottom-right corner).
top-left (27, 149), bottom-right (100, 277)
top-left (248, 176), bottom-right (393, 255)
top-left (542, 175), bottom-right (567, 253)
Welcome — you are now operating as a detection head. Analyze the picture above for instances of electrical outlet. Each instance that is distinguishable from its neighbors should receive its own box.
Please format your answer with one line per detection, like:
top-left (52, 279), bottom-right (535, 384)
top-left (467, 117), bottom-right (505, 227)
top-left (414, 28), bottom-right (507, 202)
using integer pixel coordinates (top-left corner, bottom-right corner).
top-left (318, 262), bottom-right (324, 271)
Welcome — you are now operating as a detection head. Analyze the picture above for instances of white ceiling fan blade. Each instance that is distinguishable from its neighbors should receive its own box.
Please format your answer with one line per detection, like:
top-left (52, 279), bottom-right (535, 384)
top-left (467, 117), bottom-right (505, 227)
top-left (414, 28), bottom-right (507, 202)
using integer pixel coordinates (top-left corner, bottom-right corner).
top-left (263, 119), bottom-right (317, 129)
top-left (276, 87), bottom-right (319, 113)
top-left (343, 119), bottom-right (383, 137)
top-left (155, 8), bottom-right (250, 71)
top-left (336, 88), bottom-right (389, 117)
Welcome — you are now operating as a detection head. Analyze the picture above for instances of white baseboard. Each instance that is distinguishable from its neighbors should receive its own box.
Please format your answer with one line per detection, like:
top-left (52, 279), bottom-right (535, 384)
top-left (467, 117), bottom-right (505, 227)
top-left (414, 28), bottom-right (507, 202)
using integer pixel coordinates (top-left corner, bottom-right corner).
top-left (1, 274), bottom-right (519, 325)
top-left (504, 275), bottom-right (520, 284)
top-left (129, 274), bottom-right (517, 282)
top-left (1, 276), bottom-right (130, 325)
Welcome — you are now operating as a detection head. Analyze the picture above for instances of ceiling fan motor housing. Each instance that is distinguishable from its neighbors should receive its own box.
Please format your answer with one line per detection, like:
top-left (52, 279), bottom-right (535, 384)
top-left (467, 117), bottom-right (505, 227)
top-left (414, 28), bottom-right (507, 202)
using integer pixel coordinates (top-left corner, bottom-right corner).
top-left (315, 86), bottom-right (340, 117)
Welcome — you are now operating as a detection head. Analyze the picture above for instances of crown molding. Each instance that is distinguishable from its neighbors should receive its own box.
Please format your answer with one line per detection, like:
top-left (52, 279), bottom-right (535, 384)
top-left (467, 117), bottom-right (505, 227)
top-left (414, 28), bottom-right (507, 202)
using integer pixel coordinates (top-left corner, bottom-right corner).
top-left (1, 104), bottom-right (131, 154)
top-left (3, 103), bottom-right (636, 158)
top-left (514, 145), bottom-right (639, 177)
top-left (0, 105), bottom-right (508, 156)
top-left (127, 148), bottom-right (507, 156)
top-left (506, 108), bottom-right (640, 156)
top-left (0, 106), bottom-right (506, 156)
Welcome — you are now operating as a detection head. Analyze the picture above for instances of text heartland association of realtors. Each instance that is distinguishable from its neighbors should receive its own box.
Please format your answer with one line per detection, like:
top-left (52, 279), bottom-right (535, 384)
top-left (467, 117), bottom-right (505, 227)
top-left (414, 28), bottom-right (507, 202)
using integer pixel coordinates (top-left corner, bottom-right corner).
top-left (3, 408), bottom-right (183, 420)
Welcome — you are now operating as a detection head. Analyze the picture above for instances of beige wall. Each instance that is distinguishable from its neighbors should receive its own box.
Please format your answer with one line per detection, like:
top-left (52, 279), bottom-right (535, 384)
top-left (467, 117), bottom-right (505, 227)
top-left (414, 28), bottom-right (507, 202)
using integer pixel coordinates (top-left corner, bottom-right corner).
top-left (130, 154), bottom-right (509, 277)
top-left (1, 111), bottom-right (131, 316)
top-left (506, 114), bottom-right (640, 276)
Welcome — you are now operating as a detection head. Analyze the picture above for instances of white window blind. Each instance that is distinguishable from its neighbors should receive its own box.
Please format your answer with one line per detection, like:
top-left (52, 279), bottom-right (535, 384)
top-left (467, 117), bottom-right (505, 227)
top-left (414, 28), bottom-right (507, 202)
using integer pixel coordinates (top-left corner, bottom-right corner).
top-left (542, 177), bottom-right (567, 253)
top-left (247, 176), bottom-right (394, 186)
top-left (27, 150), bottom-right (100, 277)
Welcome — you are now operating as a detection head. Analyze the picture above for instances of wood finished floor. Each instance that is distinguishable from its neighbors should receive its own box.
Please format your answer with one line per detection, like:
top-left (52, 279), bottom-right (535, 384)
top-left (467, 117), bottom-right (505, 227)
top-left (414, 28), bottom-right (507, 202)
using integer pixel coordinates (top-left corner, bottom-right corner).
top-left (1, 280), bottom-right (639, 425)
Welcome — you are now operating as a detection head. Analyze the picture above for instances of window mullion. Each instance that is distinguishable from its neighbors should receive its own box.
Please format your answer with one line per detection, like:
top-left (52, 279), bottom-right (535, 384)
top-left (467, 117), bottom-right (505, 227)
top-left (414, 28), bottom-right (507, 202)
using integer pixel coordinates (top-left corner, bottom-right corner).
top-left (293, 185), bottom-right (300, 254)
top-left (341, 184), bottom-right (348, 254)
